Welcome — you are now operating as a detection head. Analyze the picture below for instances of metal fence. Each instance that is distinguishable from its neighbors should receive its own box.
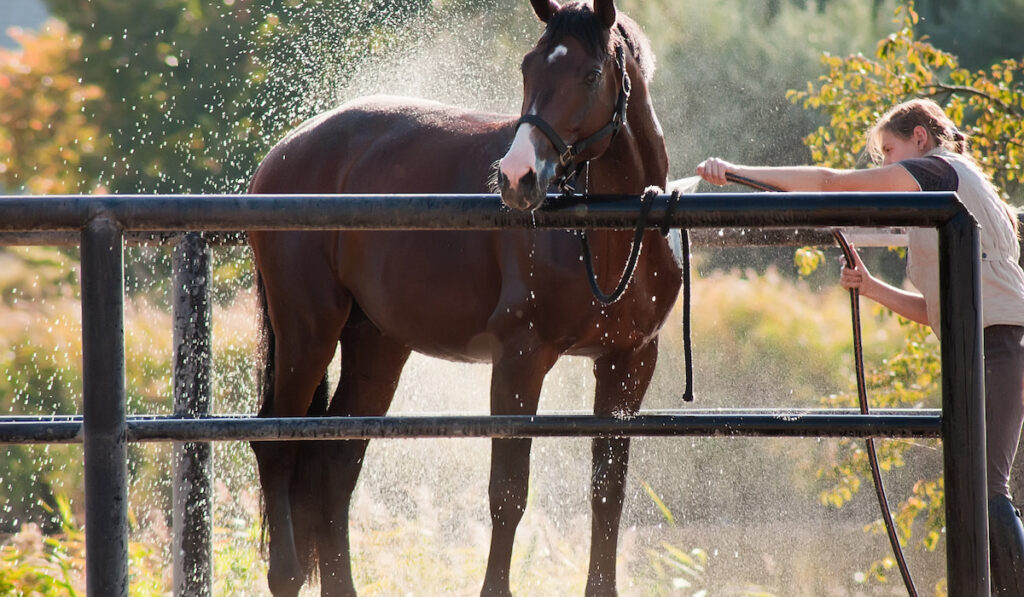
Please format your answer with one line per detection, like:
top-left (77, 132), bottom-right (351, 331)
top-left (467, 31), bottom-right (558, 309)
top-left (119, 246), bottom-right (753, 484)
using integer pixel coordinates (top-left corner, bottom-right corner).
top-left (0, 192), bottom-right (987, 596)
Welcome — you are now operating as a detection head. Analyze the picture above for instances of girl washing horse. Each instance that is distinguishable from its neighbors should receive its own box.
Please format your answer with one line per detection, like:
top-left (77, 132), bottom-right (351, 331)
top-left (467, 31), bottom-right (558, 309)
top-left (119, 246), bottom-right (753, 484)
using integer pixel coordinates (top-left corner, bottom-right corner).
top-left (698, 97), bottom-right (1024, 595)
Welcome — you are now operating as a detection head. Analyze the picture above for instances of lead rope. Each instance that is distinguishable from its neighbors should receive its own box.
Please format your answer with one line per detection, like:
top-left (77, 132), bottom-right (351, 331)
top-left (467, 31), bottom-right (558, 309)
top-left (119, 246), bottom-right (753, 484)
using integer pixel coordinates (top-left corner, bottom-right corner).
top-left (724, 172), bottom-right (919, 597)
top-left (661, 190), bottom-right (694, 402)
top-left (578, 187), bottom-right (657, 305)
top-left (573, 163), bottom-right (694, 401)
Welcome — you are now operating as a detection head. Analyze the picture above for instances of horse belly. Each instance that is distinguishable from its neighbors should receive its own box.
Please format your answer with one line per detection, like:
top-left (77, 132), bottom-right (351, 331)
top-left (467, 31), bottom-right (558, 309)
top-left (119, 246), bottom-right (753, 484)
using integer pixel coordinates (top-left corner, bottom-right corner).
top-left (342, 230), bottom-right (502, 364)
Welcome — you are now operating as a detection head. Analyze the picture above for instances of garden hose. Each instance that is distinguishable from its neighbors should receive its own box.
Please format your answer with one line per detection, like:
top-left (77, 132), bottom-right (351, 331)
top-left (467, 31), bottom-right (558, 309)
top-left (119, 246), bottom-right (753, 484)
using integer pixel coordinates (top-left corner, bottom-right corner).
top-left (723, 172), bottom-right (919, 597)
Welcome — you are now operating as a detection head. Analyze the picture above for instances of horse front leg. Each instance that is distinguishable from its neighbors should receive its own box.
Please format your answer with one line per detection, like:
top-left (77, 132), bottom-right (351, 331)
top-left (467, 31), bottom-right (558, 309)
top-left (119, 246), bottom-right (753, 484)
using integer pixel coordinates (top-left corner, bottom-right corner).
top-left (587, 340), bottom-right (659, 597)
top-left (481, 341), bottom-right (557, 597)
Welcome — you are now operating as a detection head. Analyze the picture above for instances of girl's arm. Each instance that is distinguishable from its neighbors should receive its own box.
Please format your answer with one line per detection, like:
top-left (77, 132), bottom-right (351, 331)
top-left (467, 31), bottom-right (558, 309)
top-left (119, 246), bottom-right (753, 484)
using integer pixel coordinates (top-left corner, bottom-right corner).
top-left (696, 158), bottom-right (922, 193)
top-left (696, 157), bottom-right (932, 325)
top-left (840, 248), bottom-right (930, 326)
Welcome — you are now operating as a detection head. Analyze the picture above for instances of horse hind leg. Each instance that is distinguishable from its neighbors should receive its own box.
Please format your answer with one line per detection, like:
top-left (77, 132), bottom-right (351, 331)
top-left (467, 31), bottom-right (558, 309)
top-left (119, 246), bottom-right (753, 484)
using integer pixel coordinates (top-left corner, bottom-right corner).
top-left (586, 340), bottom-right (659, 597)
top-left (255, 285), bottom-right (351, 596)
top-left (257, 363), bottom-right (339, 596)
top-left (316, 308), bottom-right (411, 597)
top-left (253, 438), bottom-right (302, 596)
top-left (290, 375), bottom-right (330, 581)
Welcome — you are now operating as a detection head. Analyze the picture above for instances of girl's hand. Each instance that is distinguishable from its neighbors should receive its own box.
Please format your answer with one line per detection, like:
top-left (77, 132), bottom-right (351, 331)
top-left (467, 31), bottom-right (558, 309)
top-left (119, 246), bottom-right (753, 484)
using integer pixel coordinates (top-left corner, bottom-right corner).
top-left (696, 157), bottom-right (735, 186)
top-left (839, 246), bottom-right (876, 297)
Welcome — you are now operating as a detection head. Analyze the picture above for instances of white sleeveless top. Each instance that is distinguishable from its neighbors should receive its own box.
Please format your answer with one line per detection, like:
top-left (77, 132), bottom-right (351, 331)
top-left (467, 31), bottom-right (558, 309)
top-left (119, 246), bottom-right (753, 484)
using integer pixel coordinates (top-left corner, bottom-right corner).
top-left (904, 148), bottom-right (1024, 337)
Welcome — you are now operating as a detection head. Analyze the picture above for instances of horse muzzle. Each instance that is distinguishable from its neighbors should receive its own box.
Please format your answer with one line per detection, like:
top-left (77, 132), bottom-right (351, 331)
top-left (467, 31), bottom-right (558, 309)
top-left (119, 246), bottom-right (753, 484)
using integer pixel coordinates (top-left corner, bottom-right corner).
top-left (496, 128), bottom-right (558, 211)
top-left (497, 168), bottom-right (547, 211)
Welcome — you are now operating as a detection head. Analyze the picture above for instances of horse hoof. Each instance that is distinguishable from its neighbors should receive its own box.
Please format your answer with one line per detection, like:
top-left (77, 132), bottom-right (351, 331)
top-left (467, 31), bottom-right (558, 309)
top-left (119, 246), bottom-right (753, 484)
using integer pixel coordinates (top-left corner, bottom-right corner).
top-left (479, 585), bottom-right (513, 597)
top-left (267, 561), bottom-right (305, 597)
top-left (585, 579), bottom-right (618, 597)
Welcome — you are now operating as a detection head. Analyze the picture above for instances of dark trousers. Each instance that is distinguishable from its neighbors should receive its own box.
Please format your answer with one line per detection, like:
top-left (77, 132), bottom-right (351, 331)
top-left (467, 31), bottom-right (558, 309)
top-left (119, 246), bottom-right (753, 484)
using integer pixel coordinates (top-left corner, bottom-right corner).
top-left (987, 325), bottom-right (1024, 499)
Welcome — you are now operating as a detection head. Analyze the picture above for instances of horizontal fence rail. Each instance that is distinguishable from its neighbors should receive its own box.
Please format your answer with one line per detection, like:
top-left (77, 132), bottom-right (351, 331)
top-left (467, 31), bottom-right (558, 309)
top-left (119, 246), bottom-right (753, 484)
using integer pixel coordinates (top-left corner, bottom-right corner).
top-left (0, 227), bottom-right (908, 248)
top-left (0, 192), bottom-right (966, 230)
top-left (0, 192), bottom-right (986, 597)
top-left (0, 410), bottom-right (944, 444)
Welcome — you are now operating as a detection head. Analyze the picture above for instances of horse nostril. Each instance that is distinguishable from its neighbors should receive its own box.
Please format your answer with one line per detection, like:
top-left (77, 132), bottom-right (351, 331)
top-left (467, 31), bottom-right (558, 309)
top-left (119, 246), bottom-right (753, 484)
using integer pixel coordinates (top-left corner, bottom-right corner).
top-left (496, 170), bottom-right (509, 190)
top-left (519, 170), bottom-right (537, 191)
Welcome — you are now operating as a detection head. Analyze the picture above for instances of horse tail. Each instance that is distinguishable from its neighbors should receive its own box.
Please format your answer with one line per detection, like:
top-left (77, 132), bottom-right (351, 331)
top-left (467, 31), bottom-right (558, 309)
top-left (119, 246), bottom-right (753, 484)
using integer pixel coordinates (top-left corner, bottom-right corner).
top-left (253, 266), bottom-right (275, 560)
top-left (255, 267), bottom-right (275, 417)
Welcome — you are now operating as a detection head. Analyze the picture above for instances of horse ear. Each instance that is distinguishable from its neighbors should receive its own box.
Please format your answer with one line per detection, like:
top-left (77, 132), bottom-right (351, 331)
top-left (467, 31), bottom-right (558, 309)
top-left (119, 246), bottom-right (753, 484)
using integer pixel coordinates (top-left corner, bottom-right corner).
top-left (593, 0), bottom-right (616, 28)
top-left (530, 0), bottom-right (560, 22)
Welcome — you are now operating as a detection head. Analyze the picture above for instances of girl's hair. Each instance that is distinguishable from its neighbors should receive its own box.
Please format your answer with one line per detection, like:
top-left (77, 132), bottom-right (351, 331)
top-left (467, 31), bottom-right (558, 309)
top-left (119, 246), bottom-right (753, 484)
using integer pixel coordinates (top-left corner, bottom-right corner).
top-left (867, 98), bottom-right (968, 162)
top-left (868, 98), bottom-right (1019, 235)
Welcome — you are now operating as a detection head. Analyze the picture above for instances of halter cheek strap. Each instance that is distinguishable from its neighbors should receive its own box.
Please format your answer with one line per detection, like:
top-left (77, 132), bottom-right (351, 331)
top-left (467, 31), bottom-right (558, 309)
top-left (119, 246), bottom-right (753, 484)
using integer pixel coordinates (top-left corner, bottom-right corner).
top-left (514, 44), bottom-right (631, 193)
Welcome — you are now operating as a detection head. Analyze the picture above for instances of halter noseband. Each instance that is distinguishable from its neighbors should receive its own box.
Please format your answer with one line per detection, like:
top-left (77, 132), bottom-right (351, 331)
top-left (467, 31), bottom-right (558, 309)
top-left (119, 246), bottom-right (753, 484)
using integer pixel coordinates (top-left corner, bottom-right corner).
top-left (514, 44), bottom-right (631, 194)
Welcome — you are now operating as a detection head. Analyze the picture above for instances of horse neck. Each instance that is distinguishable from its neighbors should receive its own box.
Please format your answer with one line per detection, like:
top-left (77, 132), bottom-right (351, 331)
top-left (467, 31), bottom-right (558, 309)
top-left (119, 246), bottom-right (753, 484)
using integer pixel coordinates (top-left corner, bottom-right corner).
top-left (589, 69), bottom-right (668, 196)
top-left (585, 68), bottom-right (668, 253)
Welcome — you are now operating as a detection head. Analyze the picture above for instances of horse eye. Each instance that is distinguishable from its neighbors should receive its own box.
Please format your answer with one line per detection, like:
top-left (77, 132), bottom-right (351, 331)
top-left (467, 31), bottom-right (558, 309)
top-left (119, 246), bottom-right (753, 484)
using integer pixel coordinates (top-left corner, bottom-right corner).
top-left (585, 69), bottom-right (602, 86)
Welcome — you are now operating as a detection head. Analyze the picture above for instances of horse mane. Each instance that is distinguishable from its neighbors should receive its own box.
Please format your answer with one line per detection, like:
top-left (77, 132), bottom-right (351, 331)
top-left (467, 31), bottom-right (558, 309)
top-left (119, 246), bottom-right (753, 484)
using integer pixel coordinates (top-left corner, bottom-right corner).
top-left (543, 2), bottom-right (655, 83)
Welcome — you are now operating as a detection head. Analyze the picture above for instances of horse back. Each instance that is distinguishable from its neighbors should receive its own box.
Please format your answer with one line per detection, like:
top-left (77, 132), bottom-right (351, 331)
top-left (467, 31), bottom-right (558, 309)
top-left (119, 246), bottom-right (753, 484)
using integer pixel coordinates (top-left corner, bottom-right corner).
top-left (249, 97), bottom-right (524, 363)
top-left (250, 95), bottom-right (515, 194)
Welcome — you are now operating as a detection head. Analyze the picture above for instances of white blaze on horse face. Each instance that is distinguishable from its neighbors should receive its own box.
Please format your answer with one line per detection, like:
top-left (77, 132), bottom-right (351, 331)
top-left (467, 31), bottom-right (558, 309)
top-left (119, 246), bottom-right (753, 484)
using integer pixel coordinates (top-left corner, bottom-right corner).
top-left (498, 119), bottom-right (539, 192)
top-left (547, 44), bottom-right (568, 63)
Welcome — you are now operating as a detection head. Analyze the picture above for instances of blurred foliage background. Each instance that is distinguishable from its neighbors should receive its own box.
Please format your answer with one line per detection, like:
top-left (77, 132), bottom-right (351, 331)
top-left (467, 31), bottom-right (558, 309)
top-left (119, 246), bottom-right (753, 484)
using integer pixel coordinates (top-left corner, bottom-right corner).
top-left (1, 0), bottom-right (1022, 593)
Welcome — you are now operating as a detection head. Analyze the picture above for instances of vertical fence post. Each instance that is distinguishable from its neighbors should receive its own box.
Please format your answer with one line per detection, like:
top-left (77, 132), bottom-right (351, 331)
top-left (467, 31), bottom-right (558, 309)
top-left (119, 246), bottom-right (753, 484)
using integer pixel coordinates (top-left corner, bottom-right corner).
top-left (939, 211), bottom-right (989, 596)
top-left (81, 216), bottom-right (128, 597)
top-left (172, 232), bottom-right (213, 597)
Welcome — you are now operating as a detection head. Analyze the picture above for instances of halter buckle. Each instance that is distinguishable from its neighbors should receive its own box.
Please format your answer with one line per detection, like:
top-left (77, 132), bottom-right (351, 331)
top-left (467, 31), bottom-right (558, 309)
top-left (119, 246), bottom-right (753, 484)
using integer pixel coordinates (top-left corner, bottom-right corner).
top-left (559, 147), bottom-right (576, 167)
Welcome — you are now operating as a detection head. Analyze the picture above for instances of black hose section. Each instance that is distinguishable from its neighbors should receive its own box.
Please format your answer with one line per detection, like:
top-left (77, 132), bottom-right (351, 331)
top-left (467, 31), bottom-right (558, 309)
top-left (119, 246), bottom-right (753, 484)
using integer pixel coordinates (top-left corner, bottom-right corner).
top-left (678, 226), bottom-right (694, 402)
top-left (659, 190), bottom-right (694, 402)
top-left (579, 187), bottom-right (657, 305)
top-left (724, 172), bottom-right (784, 193)
top-left (833, 229), bottom-right (919, 597)
top-left (723, 171), bottom-right (918, 597)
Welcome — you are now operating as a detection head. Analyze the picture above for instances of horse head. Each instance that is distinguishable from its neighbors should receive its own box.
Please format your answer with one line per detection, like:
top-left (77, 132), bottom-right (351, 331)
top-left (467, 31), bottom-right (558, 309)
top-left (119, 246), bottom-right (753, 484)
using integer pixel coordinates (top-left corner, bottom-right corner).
top-left (497, 0), bottom-right (634, 211)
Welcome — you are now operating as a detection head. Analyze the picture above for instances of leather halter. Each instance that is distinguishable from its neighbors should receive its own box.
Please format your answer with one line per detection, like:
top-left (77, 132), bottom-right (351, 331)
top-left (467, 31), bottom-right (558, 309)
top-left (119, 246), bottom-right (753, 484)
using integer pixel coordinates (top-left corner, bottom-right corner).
top-left (514, 44), bottom-right (631, 193)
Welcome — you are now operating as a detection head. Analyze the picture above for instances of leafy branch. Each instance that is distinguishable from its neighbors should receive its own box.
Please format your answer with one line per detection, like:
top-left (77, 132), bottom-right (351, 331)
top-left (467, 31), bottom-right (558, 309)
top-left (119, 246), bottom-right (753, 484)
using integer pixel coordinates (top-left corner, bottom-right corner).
top-left (787, 1), bottom-right (1024, 196)
top-left (788, 0), bottom-right (1024, 591)
top-left (919, 83), bottom-right (1022, 117)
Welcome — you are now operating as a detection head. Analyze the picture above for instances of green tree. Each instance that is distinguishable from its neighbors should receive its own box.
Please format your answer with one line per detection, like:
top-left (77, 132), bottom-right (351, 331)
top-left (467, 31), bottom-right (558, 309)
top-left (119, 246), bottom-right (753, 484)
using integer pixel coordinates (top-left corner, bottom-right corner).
top-left (41, 0), bottom-right (273, 194)
top-left (916, 0), bottom-right (1024, 71)
top-left (787, 2), bottom-right (1023, 201)
top-left (789, 1), bottom-right (1023, 590)
top-left (37, 0), bottom-right (516, 195)
top-left (0, 20), bottom-right (107, 194)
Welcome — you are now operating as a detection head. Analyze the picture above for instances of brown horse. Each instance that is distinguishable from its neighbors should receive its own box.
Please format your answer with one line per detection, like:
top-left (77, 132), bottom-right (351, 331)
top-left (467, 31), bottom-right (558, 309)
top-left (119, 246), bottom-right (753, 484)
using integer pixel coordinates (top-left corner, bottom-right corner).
top-left (247, 1), bottom-right (680, 595)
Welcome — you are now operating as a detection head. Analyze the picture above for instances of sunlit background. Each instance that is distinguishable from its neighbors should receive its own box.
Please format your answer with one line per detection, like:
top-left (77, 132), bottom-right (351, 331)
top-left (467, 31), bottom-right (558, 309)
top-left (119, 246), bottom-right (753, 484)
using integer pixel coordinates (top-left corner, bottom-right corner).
top-left (2, 0), bottom-right (1022, 594)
